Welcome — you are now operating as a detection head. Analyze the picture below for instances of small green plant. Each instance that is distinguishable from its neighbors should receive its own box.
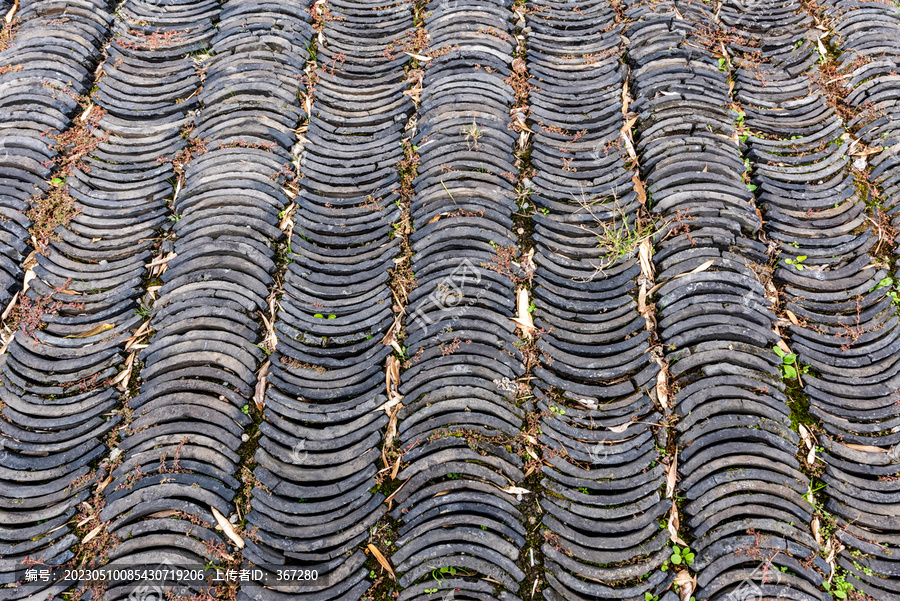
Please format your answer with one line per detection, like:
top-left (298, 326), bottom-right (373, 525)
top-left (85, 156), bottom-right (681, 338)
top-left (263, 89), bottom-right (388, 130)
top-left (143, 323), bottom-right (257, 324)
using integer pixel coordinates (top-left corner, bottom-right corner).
top-left (549, 405), bottom-right (565, 415)
top-left (874, 277), bottom-right (900, 304)
top-left (823, 573), bottom-right (854, 599)
top-left (241, 404), bottom-right (250, 414)
top-left (645, 593), bottom-right (658, 601)
top-left (784, 255), bottom-right (807, 270)
top-left (670, 545), bottom-right (694, 566)
top-left (773, 346), bottom-right (808, 379)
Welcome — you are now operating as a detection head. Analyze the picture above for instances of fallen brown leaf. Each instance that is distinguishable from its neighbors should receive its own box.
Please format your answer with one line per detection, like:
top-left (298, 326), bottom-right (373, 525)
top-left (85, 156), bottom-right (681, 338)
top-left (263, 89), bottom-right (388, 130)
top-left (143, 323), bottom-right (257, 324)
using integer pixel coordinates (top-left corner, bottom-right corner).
top-left (668, 501), bottom-right (687, 545)
top-left (666, 452), bottom-right (678, 499)
top-left (367, 544), bottom-right (395, 579)
top-left (512, 288), bottom-right (534, 337)
top-left (82, 524), bottom-right (105, 545)
top-left (254, 360), bottom-right (269, 411)
top-left (211, 506), bottom-right (244, 548)
top-left (66, 323), bottom-right (114, 338)
top-left (844, 443), bottom-right (886, 453)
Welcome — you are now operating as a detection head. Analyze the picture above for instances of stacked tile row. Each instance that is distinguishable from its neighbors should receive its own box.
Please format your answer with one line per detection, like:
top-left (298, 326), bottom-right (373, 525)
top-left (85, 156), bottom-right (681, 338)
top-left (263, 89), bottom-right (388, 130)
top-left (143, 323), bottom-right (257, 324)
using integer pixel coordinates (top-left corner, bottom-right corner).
top-left (100, 1), bottom-right (311, 597)
top-left (627, 0), bottom-right (828, 598)
top-left (728, 0), bottom-right (900, 596)
top-left (389, 1), bottom-right (527, 599)
top-left (525, 1), bottom-right (671, 600)
top-left (239, 1), bottom-right (413, 599)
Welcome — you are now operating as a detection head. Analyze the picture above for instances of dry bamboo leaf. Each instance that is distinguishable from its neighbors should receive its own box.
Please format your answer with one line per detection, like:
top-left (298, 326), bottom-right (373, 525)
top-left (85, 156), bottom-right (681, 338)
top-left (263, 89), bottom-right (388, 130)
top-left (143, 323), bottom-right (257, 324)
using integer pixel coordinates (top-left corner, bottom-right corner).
top-left (384, 403), bottom-right (402, 449)
top-left (638, 281), bottom-right (648, 316)
top-left (254, 360), bottom-right (269, 411)
top-left (807, 446), bottom-right (816, 465)
top-left (513, 288), bottom-right (534, 337)
top-left (145, 252), bottom-right (176, 269)
top-left (785, 309), bottom-right (799, 326)
top-left (384, 478), bottom-right (408, 509)
top-left (798, 424), bottom-right (812, 449)
top-left (427, 214), bottom-right (442, 224)
top-left (403, 52), bottom-right (432, 62)
top-left (668, 502), bottom-right (687, 545)
top-left (686, 259), bottom-right (715, 275)
top-left (817, 36), bottom-right (828, 60)
top-left (82, 524), bottom-right (104, 545)
top-left (777, 338), bottom-right (792, 355)
top-left (621, 80), bottom-right (631, 115)
top-left (607, 422), bottom-right (630, 433)
top-left (125, 320), bottom-right (150, 350)
top-left (656, 368), bottom-right (669, 410)
top-left (367, 544), bottom-right (396, 579)
top-left (391, 452), bottom-right (402, 480)
top-left (147, 509), bottom-right (181, 519)
top-left (632, 172), bottom-right (647, 204)
top-left (666, 452), bottom-right (678, 499)
top-left (5, 0), bottom-right (18, 23)
top-left (844, 443), bottom-right (886, 453)
top-left (501, 485), bottom-right (531, 496)
top-left (111, 352), bottom-right (135, 390)
top-left (1, 291), bottom-right (18, 322)
top-left (638, 238), bottom-right (654, 279)
top-left (812, 515), bottom-right (822, 546)
top-left (211, 506), bottom-right (244, 548)
top-left (96, 474), bottom-right (113, 493)
top-left (22, 268), bottom-right (35, 293)
top-left (674, 570), bottom-right (695, 601)
top-left (66, 323), bottom-right (114, 339)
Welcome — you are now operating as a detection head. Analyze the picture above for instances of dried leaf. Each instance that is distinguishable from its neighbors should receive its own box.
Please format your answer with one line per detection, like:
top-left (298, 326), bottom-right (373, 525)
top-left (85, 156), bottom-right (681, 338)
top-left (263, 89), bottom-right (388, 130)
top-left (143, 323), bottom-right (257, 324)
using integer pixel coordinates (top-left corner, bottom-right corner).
top-left (384, 403), bottom-right (402, 449)
top-left (367, 544), bottom-right (395, 579)
top-left (674, 570), bottom-right (695, 601)
top-left (111, 351), bottom-right (135, 391)
top-left (390, 452), bottom-right (402, 480)
top-left (1, 291), bottom-right (18, 322)
top-left (638, 238), bottom-right (654, 279)
top-left (777, 339), bottom-right (792, 355)
top-left (66, 323), bottom-right (114, 339)
top-left (384, 478), bottom-right (407, 510)
top-left (608, 422), bottom-right (630, 434)
top-left (812, 515), bottom-right (822, 546)
top-left (668, 502), bottom-right (687, 545)
top-left (147, 509), bottom-right (181, 519)
top-left (385, 355), bottom-right (401, 404)
top-left (817, 36), bottom-right (828, 60)
top-left (798, 424), bottom-right (812, 449)
top-left (501, 485), bottom-right (531, 496)
top-left (621, 80), bottom-right (631, 115)
top-left (785, 310), bottom-right (799, 326)
top-left (82, 524), bottom-right (104, 545)
top-left (5, 0), bottom-right (17, 23)
top-left (211, 506), bottom-right (244, 548)
top-left (632, 172), bottom-right (647, 204)
top-left (403, 51), bottom-right (432, 62)
top-left (667, 260), bottom-right (716, 283)
top-left (656, 367), bottom-right (669, 411)
top-left (22, 268), bottom-right (35, 293)
top-left (125, 320), bottom-right (150, 350)
top-left (96, 474), bottom-right (113, 493)
top-left (666, 452), bottom-right (678, 499)
top-left (254, 360), bottom-right (269, 411)
top-left (844, 443), bottom-right (886, 453)
top-left (427, 214), bottom-right (442, 224)
top-left (513, 288), bottom-right (534, 337)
